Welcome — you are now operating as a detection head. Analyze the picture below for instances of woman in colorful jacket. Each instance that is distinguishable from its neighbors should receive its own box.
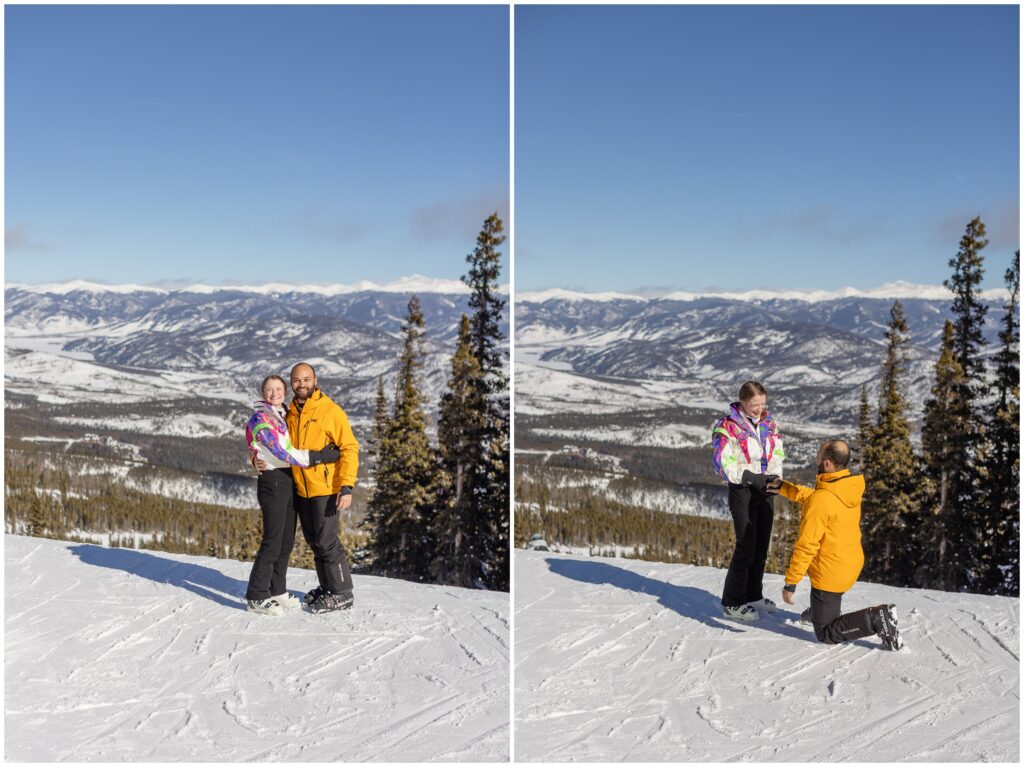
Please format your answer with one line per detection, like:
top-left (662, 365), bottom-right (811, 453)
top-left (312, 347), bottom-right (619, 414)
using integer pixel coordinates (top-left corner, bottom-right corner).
top-left (711, 380), bottom-right (785, 622)
top-left (243, 374), bottom-right (339, 616)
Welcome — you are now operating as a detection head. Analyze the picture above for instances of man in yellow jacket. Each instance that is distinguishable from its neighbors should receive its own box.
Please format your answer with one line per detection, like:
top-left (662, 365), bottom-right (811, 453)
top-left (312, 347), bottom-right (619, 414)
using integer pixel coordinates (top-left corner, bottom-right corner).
top-left (769, 439), bottom-right (902, 651)
top-left (286, 362), bottom-right (360, 613)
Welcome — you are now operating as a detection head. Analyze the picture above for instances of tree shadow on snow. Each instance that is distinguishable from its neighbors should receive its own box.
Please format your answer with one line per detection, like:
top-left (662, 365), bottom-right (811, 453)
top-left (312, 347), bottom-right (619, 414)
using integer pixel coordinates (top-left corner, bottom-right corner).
top-left (68, 544), bottom-right (248, 610)
top-left (545, 557), bottom-right (819, 642)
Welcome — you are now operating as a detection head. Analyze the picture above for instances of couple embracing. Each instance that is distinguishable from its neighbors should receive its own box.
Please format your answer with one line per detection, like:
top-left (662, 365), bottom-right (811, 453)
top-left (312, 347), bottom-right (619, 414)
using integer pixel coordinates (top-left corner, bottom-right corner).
top-left (243, 362), bottom-right (359, 615)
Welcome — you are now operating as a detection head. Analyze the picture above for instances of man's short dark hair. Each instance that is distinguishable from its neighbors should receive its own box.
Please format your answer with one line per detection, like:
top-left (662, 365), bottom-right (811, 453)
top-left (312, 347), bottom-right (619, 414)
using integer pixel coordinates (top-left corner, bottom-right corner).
top-left (290, 362), bottom-right (316, 378)
top-left (822, 440), bottom-right (850, 469)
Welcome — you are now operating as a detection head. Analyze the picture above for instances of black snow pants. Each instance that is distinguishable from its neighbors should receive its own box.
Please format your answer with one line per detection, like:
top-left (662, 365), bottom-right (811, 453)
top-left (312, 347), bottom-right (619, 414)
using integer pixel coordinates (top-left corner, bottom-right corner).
top-left (810, 588), bottom-right (878, 644)
top-left (296, 493), bottom-right (354, 596)
top-left (721, 483), bottom-right (775, 607)
top-left (245, 468), bottom-right (298, 601)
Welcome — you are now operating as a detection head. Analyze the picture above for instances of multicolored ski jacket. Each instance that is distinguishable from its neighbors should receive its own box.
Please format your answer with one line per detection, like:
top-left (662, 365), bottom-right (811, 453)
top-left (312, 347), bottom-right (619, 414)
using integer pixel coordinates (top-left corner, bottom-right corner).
top-left (711, 402), bottom-right (785, 484)
top-left (245, 401), bottom-right (311, 468)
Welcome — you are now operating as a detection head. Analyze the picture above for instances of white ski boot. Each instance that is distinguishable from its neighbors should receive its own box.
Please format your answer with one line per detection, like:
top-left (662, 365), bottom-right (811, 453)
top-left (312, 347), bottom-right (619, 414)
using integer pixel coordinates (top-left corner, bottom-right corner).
top-left (723, 604), bottom-right (759, 622)
top-left (747, 597), bottom-right (778, 614)
top-left (271, 592), bottom-right (301, 609)
top-left (247, 598), bottom-right (284, 616)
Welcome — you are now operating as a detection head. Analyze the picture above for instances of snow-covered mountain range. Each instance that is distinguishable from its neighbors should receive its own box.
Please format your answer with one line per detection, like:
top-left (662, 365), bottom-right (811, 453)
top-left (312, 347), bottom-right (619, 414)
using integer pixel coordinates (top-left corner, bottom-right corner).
top-left (5, 535), bottom-right (509, 761)
top-left (6, 280), bottom-right (510, 411)
top-left (516, 287), bottom-right (1006, 423)
top-left (514, 284), bottom-right (1009, 522)
top-left (5, 280), bottom-right (508, 507)
top-left (515, 550), bottom-right (1019, 762)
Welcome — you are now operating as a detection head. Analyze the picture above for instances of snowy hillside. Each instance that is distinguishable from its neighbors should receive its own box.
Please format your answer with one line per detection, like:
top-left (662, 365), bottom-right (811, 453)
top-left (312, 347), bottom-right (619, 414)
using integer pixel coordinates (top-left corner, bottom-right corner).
top-left (514, 550), bottom-right (1019, 762)
top-left (5, 535), bottom-right (509, 762)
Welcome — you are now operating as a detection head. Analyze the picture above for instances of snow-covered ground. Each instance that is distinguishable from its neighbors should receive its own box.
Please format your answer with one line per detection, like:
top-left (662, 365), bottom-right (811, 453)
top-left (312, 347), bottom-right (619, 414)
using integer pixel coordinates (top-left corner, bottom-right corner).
top-left (514, 550), bottom-right (1019, 762)
top-left (5, 535), bottom-right (509, 762)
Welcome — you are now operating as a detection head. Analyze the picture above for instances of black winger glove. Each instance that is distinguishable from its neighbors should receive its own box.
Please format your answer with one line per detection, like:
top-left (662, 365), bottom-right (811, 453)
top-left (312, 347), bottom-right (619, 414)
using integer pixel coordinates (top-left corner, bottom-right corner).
top-left (741, 470), bottom-right (775, 491)
top-left (308, 445), bottom-right (341, 466)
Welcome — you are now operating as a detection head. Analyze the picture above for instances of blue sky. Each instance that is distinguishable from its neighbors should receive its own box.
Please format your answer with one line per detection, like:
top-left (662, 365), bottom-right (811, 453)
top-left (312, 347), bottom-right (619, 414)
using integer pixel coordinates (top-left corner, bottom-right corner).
top-left (6, 5), bottom-right (509, 286)
top-left (516, 5), bottom-right (1019, 293)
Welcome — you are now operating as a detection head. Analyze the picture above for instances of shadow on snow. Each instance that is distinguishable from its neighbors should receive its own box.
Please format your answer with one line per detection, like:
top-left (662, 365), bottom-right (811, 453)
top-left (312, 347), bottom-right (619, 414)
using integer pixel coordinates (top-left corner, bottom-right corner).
top-left (68, 544), bottom-right (250, 610)
top-left (545, 557), bottom-right (821, 643)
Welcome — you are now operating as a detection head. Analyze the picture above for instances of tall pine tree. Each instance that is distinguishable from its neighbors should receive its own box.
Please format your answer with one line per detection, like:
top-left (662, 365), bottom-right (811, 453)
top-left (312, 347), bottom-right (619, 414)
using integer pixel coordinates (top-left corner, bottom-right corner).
top-left (462, 213), bottom-right (510, 591)
top-left (978, 250), bottom-right (1020, 595)
top-left (363, 296), bottom-right (438, 582)
top-left (938, 217), bottom-right (989, 589)
top-left (358, 377), bottom-right (391, 570)
top-left (860, 301), bottom-right (920, 585)
top-left (433, 315), bottom-right (488, 587)
top-left (854, 384), bottom-right (871, 467)
top-left (920, 321), bottom-right (969, 590)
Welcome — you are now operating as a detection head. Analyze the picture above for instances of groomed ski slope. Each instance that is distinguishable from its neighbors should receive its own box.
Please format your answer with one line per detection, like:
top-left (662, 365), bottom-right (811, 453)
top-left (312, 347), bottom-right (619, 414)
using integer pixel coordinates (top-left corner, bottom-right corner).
top-left (515, 550), bottom-right (1019, 762)
top-left (5, 535), bottom-right (509, 762)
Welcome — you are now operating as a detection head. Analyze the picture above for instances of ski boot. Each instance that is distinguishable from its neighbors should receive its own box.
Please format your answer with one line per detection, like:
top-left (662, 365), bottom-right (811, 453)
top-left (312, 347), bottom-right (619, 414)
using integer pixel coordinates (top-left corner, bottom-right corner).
top-left (869, 604), bottom-right (903, 651)
top-left (271, 592), bottom-right (301, 609)
top-left (247, 597), bottom-right (284, 616)
top-left (304, 584), bottom-right (327, 606)
top-left (747, 597), bottom-right (778, 614)
top-left (310, 589), bottom-right (354, 613)
top-left (723, 604), bottom-right (759, 622)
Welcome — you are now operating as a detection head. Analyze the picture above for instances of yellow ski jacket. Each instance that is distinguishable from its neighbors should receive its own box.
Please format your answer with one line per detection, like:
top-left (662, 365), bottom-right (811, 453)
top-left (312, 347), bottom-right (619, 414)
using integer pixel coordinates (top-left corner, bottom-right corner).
top-left (285, 389), bottom-right (359, 498)
top-left (781, 469), bottom-right (865, 593)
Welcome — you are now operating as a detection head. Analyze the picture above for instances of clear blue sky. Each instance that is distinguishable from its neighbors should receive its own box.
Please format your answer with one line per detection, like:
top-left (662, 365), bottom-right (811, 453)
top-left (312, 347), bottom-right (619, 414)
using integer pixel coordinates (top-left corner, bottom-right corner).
top-left (6, 5), bottom-right (509, 286)
top-left (516, 5), bottom-right (1019, 293)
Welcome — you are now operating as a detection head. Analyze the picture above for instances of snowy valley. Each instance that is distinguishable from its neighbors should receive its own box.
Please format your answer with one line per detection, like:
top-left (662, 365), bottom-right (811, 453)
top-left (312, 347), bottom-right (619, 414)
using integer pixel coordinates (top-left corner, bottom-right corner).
top-left (5, 279), bottom-right (508, 511)
top-left (514, 284), bottom-right (1009, 536)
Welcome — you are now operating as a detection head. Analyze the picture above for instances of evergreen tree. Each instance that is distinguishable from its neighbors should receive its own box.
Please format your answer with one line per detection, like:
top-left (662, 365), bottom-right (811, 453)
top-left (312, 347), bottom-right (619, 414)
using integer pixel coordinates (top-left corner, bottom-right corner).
top-left (860, 301), bottom-right (920, 585)
top-left (919, 321), bottom-right (969, 590)
top-left (27, 491), bottom-right (48, 538)
top-left (978, 250), bottom-right (1020, 595)
top-left (854, 384), bottom-right (871, 467)
top-left (364, 296), bottom-right (438, 582)
top-left (937, 217), bottom-right (989, 589)
top-left (465, 213), bottom-right (507, 388)
top-left (358, 377), bottom-right (391, 569)
top-left (433, 315), bottom-right (488, 587)
top-left (462, 213), bottom-right (510, 591)
top-left (945, 217), bottom-right (990, 391)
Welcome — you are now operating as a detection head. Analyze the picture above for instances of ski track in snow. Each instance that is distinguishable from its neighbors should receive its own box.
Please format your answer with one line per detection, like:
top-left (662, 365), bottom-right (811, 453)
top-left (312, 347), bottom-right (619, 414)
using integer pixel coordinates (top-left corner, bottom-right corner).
top-left (5, 536), bottom-right (509, 762)
top-left (514, 551), bottom-right (1019, 762)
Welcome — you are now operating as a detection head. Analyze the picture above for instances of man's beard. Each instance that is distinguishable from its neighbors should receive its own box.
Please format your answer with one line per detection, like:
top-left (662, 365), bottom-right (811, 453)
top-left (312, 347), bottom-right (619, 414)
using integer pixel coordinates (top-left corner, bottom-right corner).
top-left (817, 461), bottom-right (826, 475)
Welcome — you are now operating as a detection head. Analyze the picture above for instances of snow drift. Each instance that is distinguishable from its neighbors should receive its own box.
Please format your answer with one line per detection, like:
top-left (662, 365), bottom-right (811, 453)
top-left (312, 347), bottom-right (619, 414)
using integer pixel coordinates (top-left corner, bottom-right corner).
top-left (5, 535), bottom-right (509, 762)
top-left (514, 550), bottom-right (1018, 762)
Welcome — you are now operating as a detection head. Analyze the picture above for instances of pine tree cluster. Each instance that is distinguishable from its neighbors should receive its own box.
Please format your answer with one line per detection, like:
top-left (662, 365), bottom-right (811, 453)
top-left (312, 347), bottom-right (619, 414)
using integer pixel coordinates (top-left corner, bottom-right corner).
top-left (362, 214), bottom-right (509, 591)
top-left (860, 218), bottom-right (1019, 595)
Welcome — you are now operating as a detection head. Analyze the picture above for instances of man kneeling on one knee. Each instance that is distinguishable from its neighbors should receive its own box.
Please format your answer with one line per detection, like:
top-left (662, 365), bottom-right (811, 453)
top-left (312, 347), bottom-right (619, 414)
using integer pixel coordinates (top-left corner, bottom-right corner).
top-left (767, 439), bottom-right (903, 651)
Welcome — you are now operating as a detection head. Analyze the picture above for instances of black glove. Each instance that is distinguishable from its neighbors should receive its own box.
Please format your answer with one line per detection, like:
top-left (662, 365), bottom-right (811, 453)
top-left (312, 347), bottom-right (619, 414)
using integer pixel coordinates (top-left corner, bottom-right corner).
top-left (324, 501), bottom-right (338, 518)
top-left (741, 470), bottom-right (770, 491)
top-left (765, 475), bottom-right (783, 492)
top-left (308, 445), bottom-right (341, 466)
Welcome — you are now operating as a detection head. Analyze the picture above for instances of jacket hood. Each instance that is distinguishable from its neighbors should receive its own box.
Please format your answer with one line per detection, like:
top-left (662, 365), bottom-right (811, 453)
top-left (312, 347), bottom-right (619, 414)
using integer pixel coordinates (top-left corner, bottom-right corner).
top-left (815, 469), bottom-right (864, 508)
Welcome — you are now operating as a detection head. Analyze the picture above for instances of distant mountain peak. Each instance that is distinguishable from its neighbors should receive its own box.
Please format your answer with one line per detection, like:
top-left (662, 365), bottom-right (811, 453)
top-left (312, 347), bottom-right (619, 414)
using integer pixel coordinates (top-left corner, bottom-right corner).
top-left (6, 275), bottom-right (510, 296)
top-left (518, 281), bottom-right (1009, 304)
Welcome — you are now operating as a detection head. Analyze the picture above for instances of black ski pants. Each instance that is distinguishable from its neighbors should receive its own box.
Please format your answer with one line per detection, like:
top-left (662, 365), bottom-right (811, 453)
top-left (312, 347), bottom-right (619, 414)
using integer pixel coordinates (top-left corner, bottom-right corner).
top-left (296, 493), bottom-right (354, 596)
top-left (246, 468), bottom-right (297, 601)
top-left (810, 588), bottom-right (877, 644)
top-left (721, 483), bottom-right (774, 607)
